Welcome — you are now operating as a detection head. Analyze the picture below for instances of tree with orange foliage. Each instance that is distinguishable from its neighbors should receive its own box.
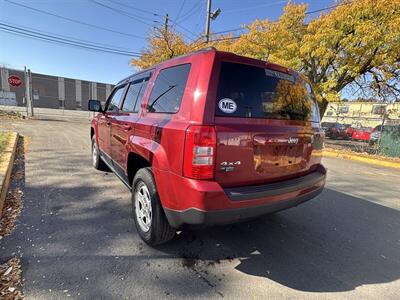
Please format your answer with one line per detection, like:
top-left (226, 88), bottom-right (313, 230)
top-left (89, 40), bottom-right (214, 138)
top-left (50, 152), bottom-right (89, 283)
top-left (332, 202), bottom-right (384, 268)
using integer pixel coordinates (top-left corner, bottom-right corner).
top-left (131, 0), bottom-right (400, 111)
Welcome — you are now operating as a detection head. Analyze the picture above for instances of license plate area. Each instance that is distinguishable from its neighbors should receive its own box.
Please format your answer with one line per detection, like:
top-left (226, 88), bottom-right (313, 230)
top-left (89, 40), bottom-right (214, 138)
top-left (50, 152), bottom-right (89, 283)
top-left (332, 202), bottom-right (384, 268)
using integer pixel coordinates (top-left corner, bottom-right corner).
top-left (255, 143), bottom-right (303, 164)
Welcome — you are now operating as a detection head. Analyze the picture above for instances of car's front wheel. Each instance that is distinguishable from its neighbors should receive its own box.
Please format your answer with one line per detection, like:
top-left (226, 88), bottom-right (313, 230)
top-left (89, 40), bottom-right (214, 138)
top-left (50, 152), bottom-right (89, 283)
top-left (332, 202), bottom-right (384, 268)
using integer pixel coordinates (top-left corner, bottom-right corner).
top-left (91, 136), bottom-right (107, 171)
top-left (132, 168), bottom-right (175, 245)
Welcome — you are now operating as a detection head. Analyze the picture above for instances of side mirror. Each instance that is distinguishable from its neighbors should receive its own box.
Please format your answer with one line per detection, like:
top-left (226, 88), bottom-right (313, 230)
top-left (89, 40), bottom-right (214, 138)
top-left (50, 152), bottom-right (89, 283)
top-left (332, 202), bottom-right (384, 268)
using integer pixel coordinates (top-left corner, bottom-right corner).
top-left (88, 100), bottom-right (103, 112)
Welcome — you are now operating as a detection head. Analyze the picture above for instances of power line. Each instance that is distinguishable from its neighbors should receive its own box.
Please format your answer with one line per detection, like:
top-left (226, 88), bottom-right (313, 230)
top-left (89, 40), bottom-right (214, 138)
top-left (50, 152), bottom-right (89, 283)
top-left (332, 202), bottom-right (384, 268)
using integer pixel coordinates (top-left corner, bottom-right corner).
top-left (223, 0), bottom-right (287, 14)
top-left (212, 27), bottom-right (245, 35)
top-left (170, 0), bottom-right (196, 38)
top-left (0, 27), bottom-right (139, 56)
top-left (3, 0), bottom-right (145, 40)
top-left (210, 2), bottom-right (353, 39)
top-left (175, 0), bottom-right (187, 22)
top-left (105, 0), bottom-right (162, 18)
top-left (191, 0), bottom-right (207, 37)
top-left (174, 23), bottom-right (198, 40)
top-left (171, 0), bottom-right (204, 40)
top-left (209, 36), bottom-right (240, 43)
top-left (177, 0), bottom-right (203, 23)
top-left (104, 0), bottom-right (199, 41)
top-left (5, 0), bottom-right (194, 43)
top-left (0, 20), bottom-right (135, 52)
top-left (305, 2), bottom-right (351, 15)
top-left (0, 23), bottom-right (141, 56)
top-left (102, 0), bottom-right (195, 41)
top-left (87, 0), bottom-right (157, 26)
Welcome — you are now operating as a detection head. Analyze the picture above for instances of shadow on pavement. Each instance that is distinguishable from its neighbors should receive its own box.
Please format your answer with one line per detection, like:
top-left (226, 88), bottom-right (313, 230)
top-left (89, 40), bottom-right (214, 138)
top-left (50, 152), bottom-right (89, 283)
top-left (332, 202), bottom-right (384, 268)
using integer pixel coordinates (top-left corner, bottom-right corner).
top-left (159, 188), bottom-right (400, 293)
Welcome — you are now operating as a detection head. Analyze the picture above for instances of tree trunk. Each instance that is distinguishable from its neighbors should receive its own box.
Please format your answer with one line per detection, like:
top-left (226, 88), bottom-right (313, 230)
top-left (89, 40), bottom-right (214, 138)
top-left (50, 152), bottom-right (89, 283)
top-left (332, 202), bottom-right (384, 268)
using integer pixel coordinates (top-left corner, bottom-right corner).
top-left (319, 98), bottom-right (329, 118)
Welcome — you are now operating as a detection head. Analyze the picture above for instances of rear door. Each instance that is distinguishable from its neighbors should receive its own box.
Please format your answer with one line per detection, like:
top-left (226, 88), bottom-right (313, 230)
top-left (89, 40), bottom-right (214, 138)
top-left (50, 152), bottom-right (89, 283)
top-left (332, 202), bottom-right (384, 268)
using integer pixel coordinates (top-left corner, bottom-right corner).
top-left (214, 62), bottom-right (322, 187)
top-left (110, 74), bottom-right (150, 172)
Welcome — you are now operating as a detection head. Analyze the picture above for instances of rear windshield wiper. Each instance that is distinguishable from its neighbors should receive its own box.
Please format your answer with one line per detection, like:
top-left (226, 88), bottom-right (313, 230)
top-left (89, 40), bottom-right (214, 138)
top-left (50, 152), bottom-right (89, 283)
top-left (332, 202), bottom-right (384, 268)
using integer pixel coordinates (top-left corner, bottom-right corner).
top-left (147, 85), bottom-right (177, 112)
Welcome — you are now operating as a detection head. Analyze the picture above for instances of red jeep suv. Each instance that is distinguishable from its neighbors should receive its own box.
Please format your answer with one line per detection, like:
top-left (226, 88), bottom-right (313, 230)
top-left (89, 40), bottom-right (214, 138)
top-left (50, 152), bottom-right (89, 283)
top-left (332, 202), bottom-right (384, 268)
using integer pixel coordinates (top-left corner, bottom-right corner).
top-left (89, 48), bottom-right (326, 245)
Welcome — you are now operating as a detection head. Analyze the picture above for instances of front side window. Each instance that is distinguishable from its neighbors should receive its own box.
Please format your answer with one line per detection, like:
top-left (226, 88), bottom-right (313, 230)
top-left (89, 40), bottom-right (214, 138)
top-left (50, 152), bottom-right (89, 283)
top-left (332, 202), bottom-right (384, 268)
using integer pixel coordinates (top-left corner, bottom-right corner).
top-left (216, 62), bottom-right (320, 122)
top-left (122, 81), bottom-right (143, 112)
top-left (147, 64), bottom-right (191, 113)
top-left (134, 80), bottom-right (148, 112)
top-left (107, 86), bottom-right (125, 112)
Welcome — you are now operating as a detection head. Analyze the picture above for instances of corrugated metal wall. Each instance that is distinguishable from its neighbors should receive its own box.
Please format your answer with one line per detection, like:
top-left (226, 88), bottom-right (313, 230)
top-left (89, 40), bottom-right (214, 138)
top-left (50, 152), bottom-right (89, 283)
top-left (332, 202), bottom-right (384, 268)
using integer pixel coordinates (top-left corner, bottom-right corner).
top-left (0, 67), bottom-right (114, 110)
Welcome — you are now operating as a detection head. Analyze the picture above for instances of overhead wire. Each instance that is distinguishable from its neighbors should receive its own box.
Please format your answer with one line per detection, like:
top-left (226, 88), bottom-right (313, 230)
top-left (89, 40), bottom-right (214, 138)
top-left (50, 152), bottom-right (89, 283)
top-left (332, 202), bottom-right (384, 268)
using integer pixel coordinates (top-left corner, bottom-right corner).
top-left (174, 0), bottom-right (187, 22)
top-left (169, 0), bottom-right (203, 41)
top-left (0, 23), bottom-right (141, 56)
top-left (88, 0), bottom-right (196, 41)
top-left (222, 0), bottom-right (287, 14)
top-left (3, 0), bottom-right (146, 40)
top-left (86, 0), bottom-right (158, 26)
top-left (176, 0), bottom-right (203, 24)
top-left (105, 0), bottom-right (163, 18)
top-left (191, 0), bottom-right (207, 38)
top-left (0, 20), bottom-right (136, 52)
top-left (209, 2), bottom-right (353, 42)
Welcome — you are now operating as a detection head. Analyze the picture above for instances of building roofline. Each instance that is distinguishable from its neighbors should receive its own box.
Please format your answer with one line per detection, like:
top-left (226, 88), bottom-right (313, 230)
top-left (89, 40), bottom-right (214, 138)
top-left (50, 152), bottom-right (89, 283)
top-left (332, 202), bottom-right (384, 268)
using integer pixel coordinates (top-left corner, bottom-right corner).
top-left (0, 66), bottom-right (114, 86)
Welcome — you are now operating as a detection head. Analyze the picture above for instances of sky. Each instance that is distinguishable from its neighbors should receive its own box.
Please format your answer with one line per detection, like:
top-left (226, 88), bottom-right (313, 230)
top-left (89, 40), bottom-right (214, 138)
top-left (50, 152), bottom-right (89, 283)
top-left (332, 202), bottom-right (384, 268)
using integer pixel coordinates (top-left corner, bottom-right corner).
top-left (0, 0), bottom-right (335, 85)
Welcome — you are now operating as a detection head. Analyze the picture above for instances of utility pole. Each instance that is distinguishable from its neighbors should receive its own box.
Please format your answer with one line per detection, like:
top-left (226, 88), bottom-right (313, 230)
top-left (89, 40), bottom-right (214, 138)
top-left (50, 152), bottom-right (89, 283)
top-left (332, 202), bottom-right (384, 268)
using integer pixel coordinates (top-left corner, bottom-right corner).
top-left (28, 69), bottom-right (33, 116)
top-left (24, 66), bottom-right (33, 117)
top-left (164, 13), bottom-right (169, 32)
top-left (205, 0), bottom-right (211, 43)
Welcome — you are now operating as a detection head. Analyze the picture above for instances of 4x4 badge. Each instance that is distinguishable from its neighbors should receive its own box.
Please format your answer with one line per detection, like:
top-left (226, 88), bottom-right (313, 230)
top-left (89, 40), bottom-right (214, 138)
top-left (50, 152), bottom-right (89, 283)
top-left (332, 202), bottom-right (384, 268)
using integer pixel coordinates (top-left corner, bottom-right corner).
top-left (220, 161), bottom-right (241, 172)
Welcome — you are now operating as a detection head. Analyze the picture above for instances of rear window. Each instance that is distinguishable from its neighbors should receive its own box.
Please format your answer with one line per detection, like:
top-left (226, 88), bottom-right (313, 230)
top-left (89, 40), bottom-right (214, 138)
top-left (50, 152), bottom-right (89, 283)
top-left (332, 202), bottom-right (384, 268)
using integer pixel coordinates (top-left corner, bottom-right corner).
top-left (216, 62), bottom-right (320, 122)
top-left (147, 64), bottom-right (191, 113)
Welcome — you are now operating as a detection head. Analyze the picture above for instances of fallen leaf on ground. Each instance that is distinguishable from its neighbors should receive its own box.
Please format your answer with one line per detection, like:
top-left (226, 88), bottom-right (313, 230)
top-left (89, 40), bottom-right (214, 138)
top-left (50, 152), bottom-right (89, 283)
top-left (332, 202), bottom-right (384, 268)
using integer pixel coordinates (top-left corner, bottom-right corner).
top-left (0, 257), bottom-right (24, 299)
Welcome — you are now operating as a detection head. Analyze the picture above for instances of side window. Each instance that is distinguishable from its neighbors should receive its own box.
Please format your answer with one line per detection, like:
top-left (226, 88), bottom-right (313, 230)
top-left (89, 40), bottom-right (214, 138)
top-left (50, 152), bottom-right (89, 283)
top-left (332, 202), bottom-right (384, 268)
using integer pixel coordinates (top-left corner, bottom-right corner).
top-left (106, 86), bottom-right (125, 112)
top-left (147, 64), bottom-right (191, 113)
top-left (122, 81), bottom-right (142, 112)
top-left (134, 80), bottom-right (149, 112)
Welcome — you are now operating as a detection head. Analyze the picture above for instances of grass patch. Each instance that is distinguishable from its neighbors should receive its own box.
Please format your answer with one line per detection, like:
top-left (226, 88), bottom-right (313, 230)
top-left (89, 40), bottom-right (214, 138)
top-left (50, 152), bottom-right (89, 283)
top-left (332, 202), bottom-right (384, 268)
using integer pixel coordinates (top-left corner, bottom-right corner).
top-left (0, 132), bottom-right (12, 165)
top-left (0, 131), bottom-right (12, 154)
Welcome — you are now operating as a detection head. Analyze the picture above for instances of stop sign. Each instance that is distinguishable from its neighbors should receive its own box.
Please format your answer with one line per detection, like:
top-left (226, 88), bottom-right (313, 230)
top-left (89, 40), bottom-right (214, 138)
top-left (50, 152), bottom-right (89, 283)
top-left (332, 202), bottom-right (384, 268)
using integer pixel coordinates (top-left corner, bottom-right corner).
top-left (8, 75), bottom-right (22, 87)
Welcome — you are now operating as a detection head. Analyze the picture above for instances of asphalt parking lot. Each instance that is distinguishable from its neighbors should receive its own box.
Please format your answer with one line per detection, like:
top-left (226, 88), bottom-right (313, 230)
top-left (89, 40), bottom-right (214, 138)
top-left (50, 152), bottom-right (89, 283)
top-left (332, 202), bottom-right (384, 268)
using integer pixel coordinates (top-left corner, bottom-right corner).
top-left (1, 119), bottom-right (399, 299)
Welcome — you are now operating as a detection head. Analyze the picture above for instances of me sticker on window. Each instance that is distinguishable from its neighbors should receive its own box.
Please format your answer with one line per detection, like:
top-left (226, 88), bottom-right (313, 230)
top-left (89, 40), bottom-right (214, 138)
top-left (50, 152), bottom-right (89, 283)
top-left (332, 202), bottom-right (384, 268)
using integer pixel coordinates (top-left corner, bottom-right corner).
top-left (218, 98), bottom-right (237, 113)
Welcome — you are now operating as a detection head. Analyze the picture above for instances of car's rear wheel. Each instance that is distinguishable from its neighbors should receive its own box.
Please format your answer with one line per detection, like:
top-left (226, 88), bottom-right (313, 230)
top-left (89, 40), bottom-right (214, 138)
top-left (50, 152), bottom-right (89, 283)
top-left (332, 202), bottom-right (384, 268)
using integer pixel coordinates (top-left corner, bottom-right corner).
top-left (132, 167), bottom-right (175, 245)
top-left (91, 136), bottom-right (107, 171)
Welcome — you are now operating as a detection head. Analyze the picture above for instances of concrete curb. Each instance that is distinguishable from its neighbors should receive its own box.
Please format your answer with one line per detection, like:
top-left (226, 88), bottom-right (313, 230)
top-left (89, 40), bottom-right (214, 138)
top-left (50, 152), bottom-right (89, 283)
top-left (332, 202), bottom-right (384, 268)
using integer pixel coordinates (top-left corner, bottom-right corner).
top-left (0, 132), bottom-right (19, 217)
top-left (323, 149), bottom-right (400, 169)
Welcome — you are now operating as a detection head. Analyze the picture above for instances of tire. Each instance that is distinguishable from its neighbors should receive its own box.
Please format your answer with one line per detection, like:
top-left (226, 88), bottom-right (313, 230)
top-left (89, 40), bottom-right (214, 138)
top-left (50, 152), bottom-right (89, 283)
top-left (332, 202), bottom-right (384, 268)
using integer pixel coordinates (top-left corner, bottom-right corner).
top-left (132, 167), bottom-right (175, 245)
top-left (91, 136), bottom-right (107, 171)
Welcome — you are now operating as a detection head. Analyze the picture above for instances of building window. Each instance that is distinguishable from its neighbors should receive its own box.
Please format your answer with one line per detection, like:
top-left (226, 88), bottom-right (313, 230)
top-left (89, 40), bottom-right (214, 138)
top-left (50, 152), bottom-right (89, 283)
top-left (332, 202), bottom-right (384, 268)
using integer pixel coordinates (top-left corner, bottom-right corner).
top-left (372, 104), bottom-right (386, 115)
top-left (337, 105), bottom-right (349, 114)
top-left (33, 90), bottom-right (40, 100)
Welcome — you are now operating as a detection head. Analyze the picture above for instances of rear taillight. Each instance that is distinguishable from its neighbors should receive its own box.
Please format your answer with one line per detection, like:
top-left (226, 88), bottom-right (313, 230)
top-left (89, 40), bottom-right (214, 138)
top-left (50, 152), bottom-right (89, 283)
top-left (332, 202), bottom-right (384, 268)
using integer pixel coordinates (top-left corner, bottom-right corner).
top-left (183, 125), bottom-right (216, 180)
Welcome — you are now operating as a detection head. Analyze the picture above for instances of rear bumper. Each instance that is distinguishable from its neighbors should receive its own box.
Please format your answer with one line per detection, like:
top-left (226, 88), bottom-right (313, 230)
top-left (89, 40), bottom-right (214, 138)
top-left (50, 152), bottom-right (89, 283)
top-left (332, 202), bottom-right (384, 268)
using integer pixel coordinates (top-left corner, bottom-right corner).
top-left (164, 185), bottom-right (324, 228)
top-left (160, 165), bottom-right (326, 228)
top-left (223, 167), bottom-right (325, 201)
